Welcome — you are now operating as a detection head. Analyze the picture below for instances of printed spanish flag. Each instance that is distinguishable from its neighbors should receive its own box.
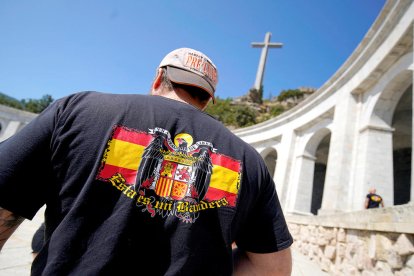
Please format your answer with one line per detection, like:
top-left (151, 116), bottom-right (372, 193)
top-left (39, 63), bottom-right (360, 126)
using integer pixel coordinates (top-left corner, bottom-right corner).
top-left (206, 153), bottom-right (241, 206)
top-left (97, 126), bottom-right (152, 184)
top-left (97, 125), bottom-right (241, 207)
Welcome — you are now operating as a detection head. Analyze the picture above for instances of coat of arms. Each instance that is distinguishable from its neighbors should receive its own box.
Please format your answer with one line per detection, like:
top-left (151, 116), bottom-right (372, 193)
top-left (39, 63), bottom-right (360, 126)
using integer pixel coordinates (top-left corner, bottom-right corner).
top-left (135, 128), bottom-right (214, 203)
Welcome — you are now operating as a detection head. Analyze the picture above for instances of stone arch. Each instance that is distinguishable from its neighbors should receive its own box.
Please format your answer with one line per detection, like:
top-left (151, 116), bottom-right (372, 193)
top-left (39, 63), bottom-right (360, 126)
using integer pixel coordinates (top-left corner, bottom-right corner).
top-left (261, 147), bottom-right (278, 179)
top-left (304, 128), bottom-right (331, 157)
top-left (293, 128), bottom-right (332, 214)
top-left (392, 84), bottom-right (412, 205)
top-left (306, 129), bottom-right (331, 215)
top-left (366, 53), bottom-right (412, 128)
top-left (373, 73), bottom-right (412, 127)
top-left (365, 64), bottom-right (413, 206)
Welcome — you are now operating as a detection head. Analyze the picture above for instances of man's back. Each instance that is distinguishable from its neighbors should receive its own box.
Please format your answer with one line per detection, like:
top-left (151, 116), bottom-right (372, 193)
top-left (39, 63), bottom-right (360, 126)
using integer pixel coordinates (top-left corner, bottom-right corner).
top-left (0, 91), bottom-right (292, 275)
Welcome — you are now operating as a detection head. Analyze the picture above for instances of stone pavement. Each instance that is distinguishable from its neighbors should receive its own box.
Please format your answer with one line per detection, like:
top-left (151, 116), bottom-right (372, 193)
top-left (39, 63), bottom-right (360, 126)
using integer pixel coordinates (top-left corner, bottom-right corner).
top-left (0, 208), bottom-right (328, 275)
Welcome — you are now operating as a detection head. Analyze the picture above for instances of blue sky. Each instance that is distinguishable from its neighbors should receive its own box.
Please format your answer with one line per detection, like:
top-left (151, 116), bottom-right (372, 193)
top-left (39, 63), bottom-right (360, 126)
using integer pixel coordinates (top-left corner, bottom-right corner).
top-left (0, 0), bottom-right (385, 101)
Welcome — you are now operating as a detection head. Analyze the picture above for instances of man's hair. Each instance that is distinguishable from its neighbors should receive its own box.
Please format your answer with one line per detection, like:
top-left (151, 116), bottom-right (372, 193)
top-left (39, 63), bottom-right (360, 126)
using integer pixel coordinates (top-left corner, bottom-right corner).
top-left (160, 67), bottom-right (211, 104)
top-left (160, 67), bottom-right (174, 91)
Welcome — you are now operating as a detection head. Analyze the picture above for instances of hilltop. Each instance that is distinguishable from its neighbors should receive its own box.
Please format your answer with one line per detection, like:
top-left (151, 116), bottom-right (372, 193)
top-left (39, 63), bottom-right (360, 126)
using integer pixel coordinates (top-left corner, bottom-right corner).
top-left (0, 92), bottom-right (54, 114)
top-left (205, 87), bottom-right (316, 129)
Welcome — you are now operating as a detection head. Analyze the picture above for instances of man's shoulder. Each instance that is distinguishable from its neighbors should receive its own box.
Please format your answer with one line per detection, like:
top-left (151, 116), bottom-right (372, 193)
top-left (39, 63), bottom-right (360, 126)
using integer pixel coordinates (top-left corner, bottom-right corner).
top-left (66, 91), bottom-right (149, 101)
top-left (58, 91), bottom-right (157, 108)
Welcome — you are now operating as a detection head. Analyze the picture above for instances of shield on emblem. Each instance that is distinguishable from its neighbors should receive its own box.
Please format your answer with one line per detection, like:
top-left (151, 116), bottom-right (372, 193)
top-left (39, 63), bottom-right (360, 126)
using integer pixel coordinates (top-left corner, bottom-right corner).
top-left (155, 160), bottom-right (191, 200)
top-left (155, 161), bottom-right (176, 197)
top-left (171, 164), bottom-right (192, 200)
top-left (155, 161), bottom-right (193, 200)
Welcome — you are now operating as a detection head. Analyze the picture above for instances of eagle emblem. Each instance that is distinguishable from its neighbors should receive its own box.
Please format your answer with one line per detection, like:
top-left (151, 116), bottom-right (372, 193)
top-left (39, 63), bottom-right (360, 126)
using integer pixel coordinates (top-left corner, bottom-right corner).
top-left (135, 128), bottom-right (214, 203)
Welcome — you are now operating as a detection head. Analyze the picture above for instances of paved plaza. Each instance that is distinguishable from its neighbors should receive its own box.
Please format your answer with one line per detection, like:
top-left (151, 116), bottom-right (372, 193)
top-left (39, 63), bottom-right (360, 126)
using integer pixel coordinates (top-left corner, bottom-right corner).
top-left (0, 208), bottom-right (327, 276)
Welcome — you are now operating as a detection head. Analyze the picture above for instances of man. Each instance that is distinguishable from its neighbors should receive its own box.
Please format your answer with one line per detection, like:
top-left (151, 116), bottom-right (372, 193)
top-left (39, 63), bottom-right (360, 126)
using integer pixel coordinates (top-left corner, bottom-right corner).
top-left (0, 48), bottom-right (292, 275)
top-left (365, 187), bottom-right (384, 209)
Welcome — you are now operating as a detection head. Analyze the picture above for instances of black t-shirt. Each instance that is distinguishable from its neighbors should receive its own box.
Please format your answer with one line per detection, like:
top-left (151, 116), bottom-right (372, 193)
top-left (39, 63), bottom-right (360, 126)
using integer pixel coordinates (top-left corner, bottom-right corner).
top-left (366, 193), bottom-right (383, 208)
top-left (0, 92), bottom-right (292, 275)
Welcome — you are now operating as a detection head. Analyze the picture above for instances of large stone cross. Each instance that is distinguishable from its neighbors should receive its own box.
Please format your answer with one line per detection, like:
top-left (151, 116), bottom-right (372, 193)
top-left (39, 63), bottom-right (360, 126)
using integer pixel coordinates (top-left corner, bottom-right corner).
top-left (251, 32), bottom-right (283, 91)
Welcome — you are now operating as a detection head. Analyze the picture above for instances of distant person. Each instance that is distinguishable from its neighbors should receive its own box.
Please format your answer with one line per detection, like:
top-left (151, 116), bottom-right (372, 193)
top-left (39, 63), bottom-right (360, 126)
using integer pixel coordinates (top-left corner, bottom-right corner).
top-left (0, 48), bottom-right (292, 275)
top-left (365, 187), bottom-right (384, 209)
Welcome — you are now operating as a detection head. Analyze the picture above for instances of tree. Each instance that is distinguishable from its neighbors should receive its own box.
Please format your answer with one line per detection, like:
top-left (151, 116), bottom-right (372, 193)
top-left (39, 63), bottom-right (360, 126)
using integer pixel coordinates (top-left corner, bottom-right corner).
top-left (205, 97), bottom-right (233, 122)
top-left (232, 105), bottom-right (257, 127)
top-left (247, 86), bottom-right (264, 104)
top-left (0, 93), bottom-right (24, 109)
top-left (21, 94), bottom-right (54, 113)
top-left (0, 92), bottom-right (54, 113)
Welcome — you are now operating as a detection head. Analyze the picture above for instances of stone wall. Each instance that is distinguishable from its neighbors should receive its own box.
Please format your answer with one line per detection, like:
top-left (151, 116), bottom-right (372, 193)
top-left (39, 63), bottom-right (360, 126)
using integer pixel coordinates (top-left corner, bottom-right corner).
top-left (0, 104), bottom-right (37, 141)
top-left (286, 203), bottom-right (414, 275)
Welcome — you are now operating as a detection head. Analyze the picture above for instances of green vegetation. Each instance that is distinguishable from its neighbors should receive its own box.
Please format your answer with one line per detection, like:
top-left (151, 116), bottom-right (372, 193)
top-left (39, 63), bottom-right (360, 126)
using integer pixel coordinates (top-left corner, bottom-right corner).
top-left (277, 89), bottom-right (304, 102)
top-left (205, 97), bottom-right (258, 128)
top-left (0, 93), bottom-right (54, 113)
top-left (269, 104), bottom-right (285, 117)
top-left (0, 93), bottom-right (24, 109)
top-left (21, 94), bottom-right (54, 113)
top-left (206, 87), bottom-right (311, 128)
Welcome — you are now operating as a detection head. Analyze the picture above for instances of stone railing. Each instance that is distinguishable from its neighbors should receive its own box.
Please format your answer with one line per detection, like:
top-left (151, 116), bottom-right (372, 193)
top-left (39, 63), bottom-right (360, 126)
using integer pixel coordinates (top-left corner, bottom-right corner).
top-left (286, 203), bottom-right (414, 275)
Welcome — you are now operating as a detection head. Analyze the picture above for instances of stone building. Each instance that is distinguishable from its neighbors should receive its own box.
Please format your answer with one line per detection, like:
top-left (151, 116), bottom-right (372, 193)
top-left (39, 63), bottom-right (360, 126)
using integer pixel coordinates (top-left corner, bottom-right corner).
top-left (0, 104), bottom-right (37, 142)
top-left (234, 0), bottom-right (414, 274)
top-left (234, 0), bottom-right (413, 215)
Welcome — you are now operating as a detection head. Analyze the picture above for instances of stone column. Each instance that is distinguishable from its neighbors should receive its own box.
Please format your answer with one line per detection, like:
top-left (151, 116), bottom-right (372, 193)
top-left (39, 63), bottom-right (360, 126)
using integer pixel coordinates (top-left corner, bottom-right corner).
top-left (292, 154), bottom-right (316, 214)
top-left (320, 92), bottom-right (359, 213)
top-left (276, 130), bottom-right (297, 210)
top-left (356, 125), bottom-right (395, 208)
top-left (263, 150), bottom-right (277, 180)
top-left (411, 56), bottom-right (414, 203)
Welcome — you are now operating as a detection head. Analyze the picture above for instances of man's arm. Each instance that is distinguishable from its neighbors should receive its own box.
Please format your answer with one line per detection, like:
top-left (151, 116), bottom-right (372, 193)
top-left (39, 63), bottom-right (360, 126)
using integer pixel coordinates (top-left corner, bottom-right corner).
top-left (0, 208), bottom-right (25, 252)
top-left (233, 247), bottom-right (292, 276)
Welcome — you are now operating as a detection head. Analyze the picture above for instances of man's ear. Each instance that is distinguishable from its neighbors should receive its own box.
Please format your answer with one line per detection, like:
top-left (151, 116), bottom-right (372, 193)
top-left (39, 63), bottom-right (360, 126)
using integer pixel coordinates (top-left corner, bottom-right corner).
top-left (200, 97), bottom-right (212, 111)
top-left (152, 68), bottom-right (163, 91)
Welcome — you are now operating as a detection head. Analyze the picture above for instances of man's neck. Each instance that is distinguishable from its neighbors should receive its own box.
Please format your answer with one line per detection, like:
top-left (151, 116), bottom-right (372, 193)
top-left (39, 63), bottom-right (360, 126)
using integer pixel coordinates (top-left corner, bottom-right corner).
top-left (153, 89), bottom-right (206, 110)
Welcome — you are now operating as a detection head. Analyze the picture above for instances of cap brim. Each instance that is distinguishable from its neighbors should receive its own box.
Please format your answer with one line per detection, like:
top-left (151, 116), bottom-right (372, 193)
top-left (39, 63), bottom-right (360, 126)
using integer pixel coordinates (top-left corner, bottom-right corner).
top-left (165, 66), bottom-right (215, 103)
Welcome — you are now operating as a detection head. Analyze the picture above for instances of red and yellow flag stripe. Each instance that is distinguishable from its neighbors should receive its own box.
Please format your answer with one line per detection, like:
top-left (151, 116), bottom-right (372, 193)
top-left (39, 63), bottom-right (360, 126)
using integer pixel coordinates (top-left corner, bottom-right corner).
top-left (206, 153), bottom-right (241, 206)
top-left (97, 126), bottom-right (241, 207)
top-left (97, 126), bottom-right (151, 184)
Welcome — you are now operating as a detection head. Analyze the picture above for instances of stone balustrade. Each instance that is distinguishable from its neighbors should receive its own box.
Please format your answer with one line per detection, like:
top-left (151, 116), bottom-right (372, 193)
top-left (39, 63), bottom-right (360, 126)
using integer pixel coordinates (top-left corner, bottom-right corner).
top-left (286, 203), bottom-right (414, 275)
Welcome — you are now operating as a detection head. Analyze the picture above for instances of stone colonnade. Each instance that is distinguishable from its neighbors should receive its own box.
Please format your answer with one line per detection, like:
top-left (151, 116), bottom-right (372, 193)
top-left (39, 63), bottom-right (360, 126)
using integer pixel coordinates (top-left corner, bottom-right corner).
top-left (234, 0), bottom-right (414, 215)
